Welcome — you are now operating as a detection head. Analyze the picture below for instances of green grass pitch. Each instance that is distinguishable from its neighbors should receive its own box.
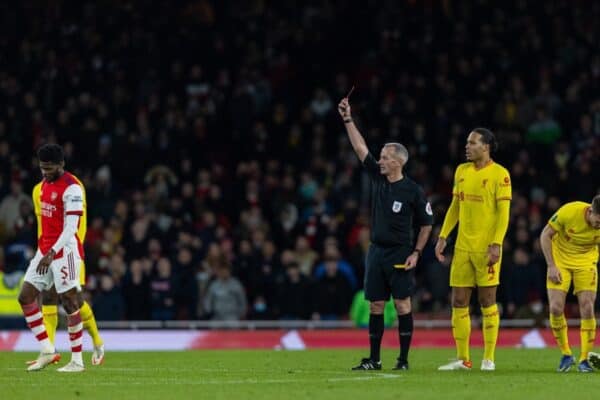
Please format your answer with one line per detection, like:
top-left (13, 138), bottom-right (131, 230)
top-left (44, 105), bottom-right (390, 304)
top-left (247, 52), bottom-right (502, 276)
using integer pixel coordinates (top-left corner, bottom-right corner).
top-left (2, 349), bottom-right (600, 400)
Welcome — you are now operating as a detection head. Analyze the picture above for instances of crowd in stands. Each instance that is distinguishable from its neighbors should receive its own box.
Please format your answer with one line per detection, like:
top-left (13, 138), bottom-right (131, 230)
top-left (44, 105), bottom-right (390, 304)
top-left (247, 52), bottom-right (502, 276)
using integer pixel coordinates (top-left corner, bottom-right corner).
top-left (0, 1), bottom-right (598, 322)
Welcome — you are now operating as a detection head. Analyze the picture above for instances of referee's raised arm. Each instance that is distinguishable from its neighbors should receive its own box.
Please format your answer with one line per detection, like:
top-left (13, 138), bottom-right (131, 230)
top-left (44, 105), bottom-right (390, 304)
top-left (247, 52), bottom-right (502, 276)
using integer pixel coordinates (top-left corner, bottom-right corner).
top-left (338, 97), bottom-right (368, 162)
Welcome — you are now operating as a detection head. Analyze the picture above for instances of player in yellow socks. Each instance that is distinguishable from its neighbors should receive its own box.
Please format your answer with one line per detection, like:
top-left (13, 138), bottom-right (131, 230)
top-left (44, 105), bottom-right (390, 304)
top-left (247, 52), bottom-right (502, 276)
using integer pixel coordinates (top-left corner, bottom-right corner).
top-left (29, 177), bottom-right (105, 366)
top-left (435, 128), bottom-right (511, 371)
top-left (540, 195), bottom-right (600, 372)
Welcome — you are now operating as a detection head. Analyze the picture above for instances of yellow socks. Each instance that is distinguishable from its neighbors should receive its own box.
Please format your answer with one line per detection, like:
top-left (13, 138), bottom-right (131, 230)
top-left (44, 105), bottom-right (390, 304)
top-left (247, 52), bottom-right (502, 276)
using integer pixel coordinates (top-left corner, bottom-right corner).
top-left (81, 301), bottom-right (103, 347)
top-left (42, 304), bottom-right (58, 345)
top-left (452, 307), bottom-right (471, 361)
top-left (580, 318), bottom-right (596, 362)
top-left (550, 313), bottom-right (572, 356)
top-left (481, 304), bottom-right (499, 362)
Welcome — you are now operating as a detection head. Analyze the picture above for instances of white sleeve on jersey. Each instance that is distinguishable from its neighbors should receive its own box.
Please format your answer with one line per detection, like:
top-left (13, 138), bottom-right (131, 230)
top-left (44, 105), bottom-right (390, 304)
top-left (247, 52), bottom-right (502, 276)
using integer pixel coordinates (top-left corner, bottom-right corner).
top-left (63, 183), bottom-right (84, 215)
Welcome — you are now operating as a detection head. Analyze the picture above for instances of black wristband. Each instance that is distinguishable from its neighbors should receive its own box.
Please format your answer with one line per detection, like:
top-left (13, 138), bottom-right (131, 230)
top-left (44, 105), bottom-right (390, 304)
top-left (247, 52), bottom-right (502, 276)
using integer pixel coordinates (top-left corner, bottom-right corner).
top-left (343, 118), bottom-right (352, 123)
top-left (413, 249), bottom-right (422, 256)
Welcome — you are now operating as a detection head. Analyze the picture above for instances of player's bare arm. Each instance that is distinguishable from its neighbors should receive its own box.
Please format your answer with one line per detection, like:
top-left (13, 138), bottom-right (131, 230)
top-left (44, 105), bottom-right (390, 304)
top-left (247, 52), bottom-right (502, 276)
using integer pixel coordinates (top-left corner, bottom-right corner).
top-left (405, 225), bottom-right (432, 269)
top-left (540, 224), bottom-right (561, 284)
top-left (338, 98), bottom-right (368, 162)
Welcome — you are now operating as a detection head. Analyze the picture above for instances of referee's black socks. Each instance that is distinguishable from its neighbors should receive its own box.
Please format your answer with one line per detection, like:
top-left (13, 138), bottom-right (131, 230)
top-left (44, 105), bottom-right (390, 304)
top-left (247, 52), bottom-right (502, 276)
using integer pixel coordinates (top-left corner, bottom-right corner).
top-left (368, 314), bottom-right (384, 362)
top-left (397, 312), bottom-right (413, 362)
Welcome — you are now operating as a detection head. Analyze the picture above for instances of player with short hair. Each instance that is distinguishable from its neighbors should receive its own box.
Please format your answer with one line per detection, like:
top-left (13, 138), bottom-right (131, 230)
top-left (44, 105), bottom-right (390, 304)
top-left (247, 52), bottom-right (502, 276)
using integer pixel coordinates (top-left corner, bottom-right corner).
top-left (339, 97), bottom-right (433, 371)
top-left (435, 128), bottom-right (511, 371)
top-left (540, 195), bottom-right (600, 372)
top-left (18, 144), bottom-right (88, 372)
top-left (28, 170), bottom-right (105, 366)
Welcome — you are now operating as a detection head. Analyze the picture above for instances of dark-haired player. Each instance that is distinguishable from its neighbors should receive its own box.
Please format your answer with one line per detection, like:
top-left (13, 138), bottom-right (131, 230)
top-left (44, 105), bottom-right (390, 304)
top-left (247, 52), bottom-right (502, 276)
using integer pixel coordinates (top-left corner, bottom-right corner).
top-left (435, 128), bottom-right (511, 371)
top-left (18, 144), bottom-right (95, 372)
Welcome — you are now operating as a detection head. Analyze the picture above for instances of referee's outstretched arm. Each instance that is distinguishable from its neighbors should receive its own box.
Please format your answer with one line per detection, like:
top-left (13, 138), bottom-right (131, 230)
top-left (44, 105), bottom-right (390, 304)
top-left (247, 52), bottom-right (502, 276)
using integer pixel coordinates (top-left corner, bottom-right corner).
top-left (338, 97), bottom-right (368, 162)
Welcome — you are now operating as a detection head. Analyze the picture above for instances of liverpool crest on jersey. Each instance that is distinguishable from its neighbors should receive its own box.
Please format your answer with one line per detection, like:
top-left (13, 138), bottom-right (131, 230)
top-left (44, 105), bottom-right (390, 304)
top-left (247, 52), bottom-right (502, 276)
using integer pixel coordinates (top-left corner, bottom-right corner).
top-left (392, 201), bottom-right (402, 213)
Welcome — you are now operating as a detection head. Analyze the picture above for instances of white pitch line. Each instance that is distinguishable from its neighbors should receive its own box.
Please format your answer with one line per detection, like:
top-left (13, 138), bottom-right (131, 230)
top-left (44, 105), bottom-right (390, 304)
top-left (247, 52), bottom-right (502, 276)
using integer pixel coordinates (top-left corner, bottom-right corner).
top-left (0, 373), bottom-right (400, 386)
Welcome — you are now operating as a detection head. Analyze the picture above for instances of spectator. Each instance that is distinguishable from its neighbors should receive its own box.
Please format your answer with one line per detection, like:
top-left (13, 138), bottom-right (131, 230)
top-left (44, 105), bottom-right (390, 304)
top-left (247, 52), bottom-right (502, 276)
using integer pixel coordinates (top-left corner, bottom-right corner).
top-left (203, 259), bottom-right (247, 321)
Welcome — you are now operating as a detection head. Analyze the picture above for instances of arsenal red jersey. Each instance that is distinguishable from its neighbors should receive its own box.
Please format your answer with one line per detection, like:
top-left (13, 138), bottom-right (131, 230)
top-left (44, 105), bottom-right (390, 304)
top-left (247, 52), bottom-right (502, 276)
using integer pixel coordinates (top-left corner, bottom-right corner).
top-left (37, 172), bottom-right (84, 257)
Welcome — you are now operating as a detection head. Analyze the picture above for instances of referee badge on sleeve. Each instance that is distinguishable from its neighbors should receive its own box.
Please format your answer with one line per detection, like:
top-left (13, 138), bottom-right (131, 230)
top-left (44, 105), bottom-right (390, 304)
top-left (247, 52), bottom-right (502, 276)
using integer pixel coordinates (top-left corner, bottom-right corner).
top-left (392, 201), bottom-right (402, 213)
top-left (426, 202), bottom-right (433, 215)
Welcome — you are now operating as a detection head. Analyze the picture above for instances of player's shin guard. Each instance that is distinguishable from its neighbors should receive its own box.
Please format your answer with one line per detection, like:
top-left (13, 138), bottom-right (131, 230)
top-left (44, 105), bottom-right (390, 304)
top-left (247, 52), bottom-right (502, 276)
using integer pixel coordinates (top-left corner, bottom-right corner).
top-left (579, 318), bottom-right (596, 362)
top-left (42, 304), bottom-right (58, 345)
top-left (452, 307), bottom-right (471, 361)
top-left (22, 302), bottom-right (55, 354)
top-left (67, 310), bottom-right (84, 365)
top-left (369, 314), bottom-right (384, 362)
top-left (81, 301), bottom-right (103, 347)
top-left (550, 313), bottom-right (572, 356)
top-left (481, 304), bottom-right (499, 362)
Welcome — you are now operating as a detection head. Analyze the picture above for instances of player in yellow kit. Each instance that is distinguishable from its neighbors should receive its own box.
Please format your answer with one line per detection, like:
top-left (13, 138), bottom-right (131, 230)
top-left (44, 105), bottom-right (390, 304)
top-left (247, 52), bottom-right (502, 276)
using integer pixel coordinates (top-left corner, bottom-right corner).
top-left (540, 195), bottom-right (600, 372)
top-left (435, 128), bottom-right (511, 371)
top-left (30, 178), bottom-right (105, 366)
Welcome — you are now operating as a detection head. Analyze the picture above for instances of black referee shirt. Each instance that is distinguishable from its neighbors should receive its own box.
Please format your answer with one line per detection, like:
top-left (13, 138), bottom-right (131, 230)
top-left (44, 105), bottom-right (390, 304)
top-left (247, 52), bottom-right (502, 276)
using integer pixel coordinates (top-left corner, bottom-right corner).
top-left (363, 153), bottom-right (433, 247)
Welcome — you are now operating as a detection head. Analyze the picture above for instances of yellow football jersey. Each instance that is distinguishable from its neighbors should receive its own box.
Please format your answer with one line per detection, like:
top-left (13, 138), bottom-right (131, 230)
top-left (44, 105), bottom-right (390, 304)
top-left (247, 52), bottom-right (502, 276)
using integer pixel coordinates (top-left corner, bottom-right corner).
top-left (548, 201), bottom-right (600, 268)
top-left (452, 161), bottom-right (512, 252)
top-left (33, 176), bottom-right (87, 246)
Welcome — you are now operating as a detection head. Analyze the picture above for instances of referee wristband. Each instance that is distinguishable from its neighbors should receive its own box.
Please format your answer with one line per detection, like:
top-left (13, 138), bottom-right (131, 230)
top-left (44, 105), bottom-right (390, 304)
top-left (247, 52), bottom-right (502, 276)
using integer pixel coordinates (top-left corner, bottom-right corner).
top-left (413, 249), bottom-right (422, 256)
top-left (343, 118), bottom-right (352, 123)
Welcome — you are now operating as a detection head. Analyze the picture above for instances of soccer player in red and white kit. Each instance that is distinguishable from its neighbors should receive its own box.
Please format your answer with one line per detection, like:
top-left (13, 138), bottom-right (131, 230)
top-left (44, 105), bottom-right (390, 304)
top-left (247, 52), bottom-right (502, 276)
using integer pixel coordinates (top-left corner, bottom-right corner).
top-left (18, 144), bottom-right (86, 372)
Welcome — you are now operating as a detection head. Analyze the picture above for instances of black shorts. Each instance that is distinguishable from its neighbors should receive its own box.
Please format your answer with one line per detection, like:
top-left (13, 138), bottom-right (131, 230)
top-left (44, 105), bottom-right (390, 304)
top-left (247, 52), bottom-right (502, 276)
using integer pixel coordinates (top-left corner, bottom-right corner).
top-left (364, 244), bottom-right (415, 301)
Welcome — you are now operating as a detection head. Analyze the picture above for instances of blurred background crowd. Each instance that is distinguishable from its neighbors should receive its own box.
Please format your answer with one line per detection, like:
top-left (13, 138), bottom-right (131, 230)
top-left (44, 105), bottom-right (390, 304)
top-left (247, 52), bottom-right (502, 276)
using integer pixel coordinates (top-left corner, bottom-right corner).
top-left (0, 0), bottom-right (598, 323)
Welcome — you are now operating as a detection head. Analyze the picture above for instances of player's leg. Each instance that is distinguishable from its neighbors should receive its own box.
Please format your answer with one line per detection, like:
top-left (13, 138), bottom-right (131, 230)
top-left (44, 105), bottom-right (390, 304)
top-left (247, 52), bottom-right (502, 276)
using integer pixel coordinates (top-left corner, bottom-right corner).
top-left (42, 287), bottom-right (59, 344)
top-left (352, 245), bottom-right (384, 370)
top-left (19, 252), bottom-right (60, 371)
top-left (78, 259), bottom-right (104, 364)
top-left (57, 287), bottom-right (85, 372)
top-left (53, 248), bottom-right (85, 372)
top-left (439, 249), bottom-right (474, 370)
top-left (547, 267), bottom-right (574, 372)
top-left (24, 288), bottom-right (61, 366)
top-left (474, 251), bottom-right (501, 371)
top-left (477, 286), bottom-right (499, 371)
top-left (80, 293), bottom-right (104, 364)
top-left (574, 267), bottom-right (597, 372)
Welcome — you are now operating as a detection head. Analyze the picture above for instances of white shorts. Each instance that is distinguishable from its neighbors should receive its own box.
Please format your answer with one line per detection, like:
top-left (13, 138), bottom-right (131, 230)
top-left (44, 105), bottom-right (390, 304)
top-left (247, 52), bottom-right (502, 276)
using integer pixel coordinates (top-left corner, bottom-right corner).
top-left (24, 245), bottom-right (82, 294)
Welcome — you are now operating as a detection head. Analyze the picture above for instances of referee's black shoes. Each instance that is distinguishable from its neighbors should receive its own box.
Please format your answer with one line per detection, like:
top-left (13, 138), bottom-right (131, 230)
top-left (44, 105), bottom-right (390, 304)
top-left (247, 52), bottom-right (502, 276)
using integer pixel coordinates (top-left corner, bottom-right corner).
top-left (392, 358), bottom-right (409, 370)
top-left (351, 358), bottom-right (382, 370)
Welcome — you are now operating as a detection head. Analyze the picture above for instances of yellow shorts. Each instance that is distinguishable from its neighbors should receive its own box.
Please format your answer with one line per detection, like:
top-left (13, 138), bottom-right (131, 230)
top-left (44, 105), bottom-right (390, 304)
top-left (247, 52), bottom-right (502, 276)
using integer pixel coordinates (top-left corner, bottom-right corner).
top-left (79, 260), bottom-right (86, 286)
top-left (450, 248), bottom-right (501, 287)
top-left (546, 264), bottom-right (597, 294)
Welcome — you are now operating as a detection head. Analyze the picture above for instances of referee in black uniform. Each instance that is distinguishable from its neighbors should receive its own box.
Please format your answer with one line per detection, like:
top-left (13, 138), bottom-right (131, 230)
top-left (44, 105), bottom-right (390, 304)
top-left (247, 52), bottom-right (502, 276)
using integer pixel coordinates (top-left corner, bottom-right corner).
top-left (338, 97), bottom-right (433, 370)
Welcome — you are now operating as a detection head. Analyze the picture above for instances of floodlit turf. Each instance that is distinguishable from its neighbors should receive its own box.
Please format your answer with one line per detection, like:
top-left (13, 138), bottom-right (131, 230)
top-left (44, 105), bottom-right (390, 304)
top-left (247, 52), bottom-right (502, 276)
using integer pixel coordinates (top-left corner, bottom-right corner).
top-left (2, 348), bottom-right (600, 400)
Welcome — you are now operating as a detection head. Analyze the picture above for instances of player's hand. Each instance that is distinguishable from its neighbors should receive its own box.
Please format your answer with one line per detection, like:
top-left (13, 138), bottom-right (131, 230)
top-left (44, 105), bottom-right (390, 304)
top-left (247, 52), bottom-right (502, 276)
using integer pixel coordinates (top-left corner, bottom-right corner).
top-left (547, 265), bottom-right (562, 284)
top-left (487, 243), bottom-right (501, 266)
top-left (36, 249), bottom-right (55, 274)
top-left (404, 252), bottom-right (419, 270)
top-left (434, 237), bottom-right (447, 263)
top-left (338, 98), bottom-right (351, 120)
